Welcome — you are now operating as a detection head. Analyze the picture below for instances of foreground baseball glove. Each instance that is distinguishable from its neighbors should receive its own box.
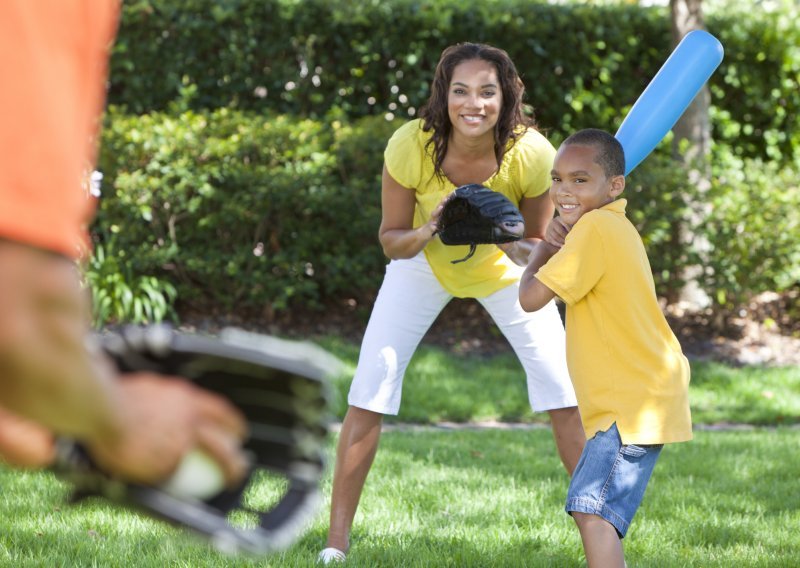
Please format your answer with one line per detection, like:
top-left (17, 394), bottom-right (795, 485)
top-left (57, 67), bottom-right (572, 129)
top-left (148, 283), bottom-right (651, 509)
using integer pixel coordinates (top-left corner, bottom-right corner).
top-left (52, 325), bottom-right (335, 556)
top-left (436, 184), bottom-right (525, 263)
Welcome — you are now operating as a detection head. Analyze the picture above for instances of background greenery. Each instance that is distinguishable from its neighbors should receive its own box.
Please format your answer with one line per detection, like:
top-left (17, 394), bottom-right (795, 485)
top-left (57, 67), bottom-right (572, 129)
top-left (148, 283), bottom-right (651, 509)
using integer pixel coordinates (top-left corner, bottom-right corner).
top-left (88, 0), bottom-right (800, 326)
top-left (109, 0), bottom-right (798, 164)
top-left (27, 3), bottom-right (796, 565)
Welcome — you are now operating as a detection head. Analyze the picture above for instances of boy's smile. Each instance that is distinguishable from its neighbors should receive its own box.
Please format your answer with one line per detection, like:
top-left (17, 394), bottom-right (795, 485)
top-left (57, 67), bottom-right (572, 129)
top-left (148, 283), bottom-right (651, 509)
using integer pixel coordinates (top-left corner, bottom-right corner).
top-left (549, 144), bottom-right (625, 226)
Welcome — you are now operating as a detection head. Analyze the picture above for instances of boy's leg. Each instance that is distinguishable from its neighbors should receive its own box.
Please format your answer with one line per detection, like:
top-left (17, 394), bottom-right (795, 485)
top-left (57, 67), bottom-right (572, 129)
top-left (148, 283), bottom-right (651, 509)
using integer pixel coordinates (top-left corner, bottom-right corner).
top-left (325, 254), bottom-right (451, 554)
top-left (572, 512), bottom-right (625, 568)
top-left (566, 423), bottom-right (662, 567)
top-left (478, 283), bottom-right (583, 473)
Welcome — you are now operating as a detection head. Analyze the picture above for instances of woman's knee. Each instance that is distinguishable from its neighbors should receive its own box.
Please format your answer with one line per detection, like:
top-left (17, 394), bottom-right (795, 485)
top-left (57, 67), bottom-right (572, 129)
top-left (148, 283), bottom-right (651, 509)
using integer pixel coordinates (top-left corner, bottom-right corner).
top-left (548, 405), bottom-right (581, 427)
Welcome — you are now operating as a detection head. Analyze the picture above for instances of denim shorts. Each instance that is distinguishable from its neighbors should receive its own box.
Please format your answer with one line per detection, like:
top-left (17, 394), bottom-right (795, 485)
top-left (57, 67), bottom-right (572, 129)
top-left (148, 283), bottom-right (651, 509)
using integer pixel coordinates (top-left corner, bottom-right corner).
top-left (565, 423), bottom-right (663, 538)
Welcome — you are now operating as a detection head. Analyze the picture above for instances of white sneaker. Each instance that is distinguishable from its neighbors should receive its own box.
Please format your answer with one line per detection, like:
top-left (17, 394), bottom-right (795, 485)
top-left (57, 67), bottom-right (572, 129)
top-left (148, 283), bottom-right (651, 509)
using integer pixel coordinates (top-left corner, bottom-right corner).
top-left (318, 547), bottom-right (347, 564)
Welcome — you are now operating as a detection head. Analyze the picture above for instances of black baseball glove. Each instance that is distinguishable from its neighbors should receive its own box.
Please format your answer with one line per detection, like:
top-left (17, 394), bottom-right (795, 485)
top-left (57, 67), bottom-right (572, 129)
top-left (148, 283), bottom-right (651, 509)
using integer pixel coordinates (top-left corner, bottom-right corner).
top-left (436, 184), bottom-right (525, 263)
top-left (52, 325), bottom-right (334, 556)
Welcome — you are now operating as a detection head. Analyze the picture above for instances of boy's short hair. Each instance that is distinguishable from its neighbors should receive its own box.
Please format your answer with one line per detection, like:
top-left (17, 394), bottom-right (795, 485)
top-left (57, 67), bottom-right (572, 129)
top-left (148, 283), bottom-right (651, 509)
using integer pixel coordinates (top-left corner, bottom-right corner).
top-left (562, 129), bottom-right (625, 178)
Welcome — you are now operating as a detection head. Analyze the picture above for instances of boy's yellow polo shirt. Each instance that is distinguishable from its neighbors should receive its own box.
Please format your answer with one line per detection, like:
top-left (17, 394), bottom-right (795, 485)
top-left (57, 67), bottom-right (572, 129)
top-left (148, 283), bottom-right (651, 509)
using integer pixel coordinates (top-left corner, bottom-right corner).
top-left (536, 199), bottom-right (692, 445)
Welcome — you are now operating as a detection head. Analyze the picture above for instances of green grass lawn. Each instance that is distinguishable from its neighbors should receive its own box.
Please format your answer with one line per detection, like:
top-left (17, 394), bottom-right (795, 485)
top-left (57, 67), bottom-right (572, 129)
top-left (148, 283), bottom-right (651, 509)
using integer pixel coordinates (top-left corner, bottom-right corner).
top-left (2, 428), bottom-right (798, 567)
top-left (1, 341), bottom-right (799, 567)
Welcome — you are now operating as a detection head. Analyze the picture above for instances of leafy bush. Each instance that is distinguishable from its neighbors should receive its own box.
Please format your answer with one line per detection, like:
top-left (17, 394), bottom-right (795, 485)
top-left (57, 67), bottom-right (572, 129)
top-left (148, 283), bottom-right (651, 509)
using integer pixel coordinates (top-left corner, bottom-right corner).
top-left (709, 3), bottom-right (800, 164)
top-left (624, 152), bottom-right (693, 302)
top-left (699, 151), bottom-right (800, 311)
top-left (93, 105), bottom-right (800, 320)
top-left (94, 108), bottom-right (393, 317)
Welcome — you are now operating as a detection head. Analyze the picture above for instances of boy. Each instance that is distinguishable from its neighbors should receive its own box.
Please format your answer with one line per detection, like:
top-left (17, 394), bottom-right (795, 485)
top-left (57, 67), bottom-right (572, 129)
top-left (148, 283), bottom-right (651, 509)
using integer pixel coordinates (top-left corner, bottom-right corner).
top-left (519, 129), bottom-right (692, 567)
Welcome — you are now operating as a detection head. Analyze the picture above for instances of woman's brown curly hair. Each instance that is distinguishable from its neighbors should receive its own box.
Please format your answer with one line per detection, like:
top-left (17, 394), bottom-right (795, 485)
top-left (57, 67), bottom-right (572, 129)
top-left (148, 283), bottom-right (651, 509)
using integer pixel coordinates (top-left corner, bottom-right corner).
top-left (419, 42), bottom-right (536, 179)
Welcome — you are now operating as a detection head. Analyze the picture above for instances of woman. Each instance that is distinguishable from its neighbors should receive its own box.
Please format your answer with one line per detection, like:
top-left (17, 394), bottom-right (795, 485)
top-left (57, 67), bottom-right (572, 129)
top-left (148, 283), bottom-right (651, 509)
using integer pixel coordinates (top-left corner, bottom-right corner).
top-left (319, 42), bottom-right (584, 564)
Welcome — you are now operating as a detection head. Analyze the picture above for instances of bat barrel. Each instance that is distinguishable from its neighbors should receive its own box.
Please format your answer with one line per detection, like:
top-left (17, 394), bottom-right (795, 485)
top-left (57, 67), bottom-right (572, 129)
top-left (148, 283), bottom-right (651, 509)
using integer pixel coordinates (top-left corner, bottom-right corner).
top-left (615, 30), bottom-right (724, 175)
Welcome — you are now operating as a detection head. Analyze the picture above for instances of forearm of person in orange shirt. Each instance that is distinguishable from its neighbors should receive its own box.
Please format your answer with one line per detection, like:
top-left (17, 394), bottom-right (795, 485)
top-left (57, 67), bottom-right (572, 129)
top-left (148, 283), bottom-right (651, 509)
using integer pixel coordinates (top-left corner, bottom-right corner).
top-left (0, 241), bottom-right (123, 441)
top-left (0, 240), bottom-right (250, 485)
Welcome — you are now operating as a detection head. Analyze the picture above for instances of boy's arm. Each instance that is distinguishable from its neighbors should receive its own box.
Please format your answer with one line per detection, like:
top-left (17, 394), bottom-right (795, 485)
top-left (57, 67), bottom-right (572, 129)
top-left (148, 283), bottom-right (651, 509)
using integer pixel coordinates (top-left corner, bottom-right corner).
top-left (497, 192), bottom-right (554, 266)
top-left (519, 241), bottom-right (559, 312)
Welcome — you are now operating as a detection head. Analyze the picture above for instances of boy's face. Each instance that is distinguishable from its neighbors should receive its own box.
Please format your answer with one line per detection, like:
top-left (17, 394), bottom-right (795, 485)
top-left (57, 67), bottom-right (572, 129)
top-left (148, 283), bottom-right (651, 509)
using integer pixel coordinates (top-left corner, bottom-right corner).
top-left (549, 144), bottom-right (625, 227)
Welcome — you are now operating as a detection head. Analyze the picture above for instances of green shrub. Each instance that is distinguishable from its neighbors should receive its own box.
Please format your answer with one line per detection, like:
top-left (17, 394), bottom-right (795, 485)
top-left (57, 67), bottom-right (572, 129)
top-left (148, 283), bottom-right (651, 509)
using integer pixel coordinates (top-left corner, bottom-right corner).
top-left (624, 152), bottom-right (693, 302)
top-left (95, 108), bottom-right (395, 317)
top-left (709, 4), bottom-right (800, 164)
top-left (699, 151), bottom-right (800, 311)
top-left (83, 239), bottom-right (178, 328)
top-left (624, 148), bottom-right (800, 314)
top-left (93, 105), bottom-right (800, 320)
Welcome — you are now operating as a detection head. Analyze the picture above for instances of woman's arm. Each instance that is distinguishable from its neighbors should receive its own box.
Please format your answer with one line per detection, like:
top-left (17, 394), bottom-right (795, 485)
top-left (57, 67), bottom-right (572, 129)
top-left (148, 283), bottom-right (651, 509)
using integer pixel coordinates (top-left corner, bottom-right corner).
top-left (378, 165), bottom-right (444, 259)
top-left (498, 190), bottom-right (556, 266)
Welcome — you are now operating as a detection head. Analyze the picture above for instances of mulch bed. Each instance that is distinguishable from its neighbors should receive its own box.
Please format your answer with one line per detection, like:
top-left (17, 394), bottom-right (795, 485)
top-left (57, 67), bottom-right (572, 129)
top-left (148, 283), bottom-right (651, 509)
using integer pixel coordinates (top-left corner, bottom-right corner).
top-left (179, 289), bottom-right (800, 367)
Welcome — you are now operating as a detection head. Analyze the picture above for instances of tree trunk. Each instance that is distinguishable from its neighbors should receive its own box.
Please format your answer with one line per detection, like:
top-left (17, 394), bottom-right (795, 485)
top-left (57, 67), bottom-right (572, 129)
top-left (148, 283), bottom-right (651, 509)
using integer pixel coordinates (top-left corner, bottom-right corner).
top-left (669, 0), bottom-right (712, 310)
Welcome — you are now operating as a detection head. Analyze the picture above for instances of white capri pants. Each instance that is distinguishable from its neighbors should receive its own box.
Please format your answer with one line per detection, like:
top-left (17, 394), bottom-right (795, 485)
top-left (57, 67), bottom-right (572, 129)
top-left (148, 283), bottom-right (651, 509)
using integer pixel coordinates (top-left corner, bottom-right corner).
top-left (348, 254), bottom-right (577, 415)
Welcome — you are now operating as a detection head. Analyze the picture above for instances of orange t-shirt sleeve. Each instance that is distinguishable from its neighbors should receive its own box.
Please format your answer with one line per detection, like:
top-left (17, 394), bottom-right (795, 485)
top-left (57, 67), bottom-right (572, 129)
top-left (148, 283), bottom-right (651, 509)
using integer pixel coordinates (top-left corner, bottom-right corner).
top-left (0, 1), bottom-right (120, 258)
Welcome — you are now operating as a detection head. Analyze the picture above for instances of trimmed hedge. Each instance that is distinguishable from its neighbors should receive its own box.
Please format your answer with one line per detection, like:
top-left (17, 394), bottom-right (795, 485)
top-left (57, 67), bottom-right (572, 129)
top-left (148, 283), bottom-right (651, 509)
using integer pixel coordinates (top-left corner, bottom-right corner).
top-left (93, 109), bottom-right (800, 320)
top-left (110, 0), bottom-right (799, 164)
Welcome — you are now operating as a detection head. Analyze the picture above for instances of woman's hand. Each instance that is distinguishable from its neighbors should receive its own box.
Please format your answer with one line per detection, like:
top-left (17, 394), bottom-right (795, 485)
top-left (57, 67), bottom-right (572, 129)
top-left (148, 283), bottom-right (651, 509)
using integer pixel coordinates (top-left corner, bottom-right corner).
top-left (423, 194), bottom-right (448, 238)
top-left (497, 192), bottom-right (556, 266)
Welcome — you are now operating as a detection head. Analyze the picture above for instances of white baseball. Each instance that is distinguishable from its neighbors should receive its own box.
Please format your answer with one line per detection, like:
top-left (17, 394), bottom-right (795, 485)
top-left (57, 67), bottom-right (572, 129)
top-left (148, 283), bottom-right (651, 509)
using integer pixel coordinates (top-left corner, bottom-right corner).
top-left (161, 449), bottom-right (226, 500)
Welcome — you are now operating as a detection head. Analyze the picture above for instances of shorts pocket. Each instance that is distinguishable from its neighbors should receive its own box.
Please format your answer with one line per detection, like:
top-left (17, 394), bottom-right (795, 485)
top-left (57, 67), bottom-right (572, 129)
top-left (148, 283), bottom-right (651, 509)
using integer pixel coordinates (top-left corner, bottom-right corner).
top-left (620, 444), bottom-right (647, 458)
top-left (620, 443), bottom-right (664, 458)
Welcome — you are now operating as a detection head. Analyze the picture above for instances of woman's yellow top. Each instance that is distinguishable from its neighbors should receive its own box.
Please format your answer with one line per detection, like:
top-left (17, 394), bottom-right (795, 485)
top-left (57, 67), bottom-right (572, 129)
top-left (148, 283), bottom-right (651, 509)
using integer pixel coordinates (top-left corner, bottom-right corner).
top-left (384, 119), bottom-right (556, 298)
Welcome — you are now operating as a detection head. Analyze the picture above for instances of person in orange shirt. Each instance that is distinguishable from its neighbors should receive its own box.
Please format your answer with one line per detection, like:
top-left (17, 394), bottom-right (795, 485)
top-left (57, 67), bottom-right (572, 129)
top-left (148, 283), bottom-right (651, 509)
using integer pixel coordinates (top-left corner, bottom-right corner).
top-left (0, 2), bottom-right (249, 487)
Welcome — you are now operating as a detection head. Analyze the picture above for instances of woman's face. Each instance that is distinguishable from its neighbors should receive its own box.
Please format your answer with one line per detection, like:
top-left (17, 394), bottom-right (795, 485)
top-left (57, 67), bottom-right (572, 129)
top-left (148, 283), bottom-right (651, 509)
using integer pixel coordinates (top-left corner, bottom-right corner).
top-left (447, 58), bottom-right (502, 142)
